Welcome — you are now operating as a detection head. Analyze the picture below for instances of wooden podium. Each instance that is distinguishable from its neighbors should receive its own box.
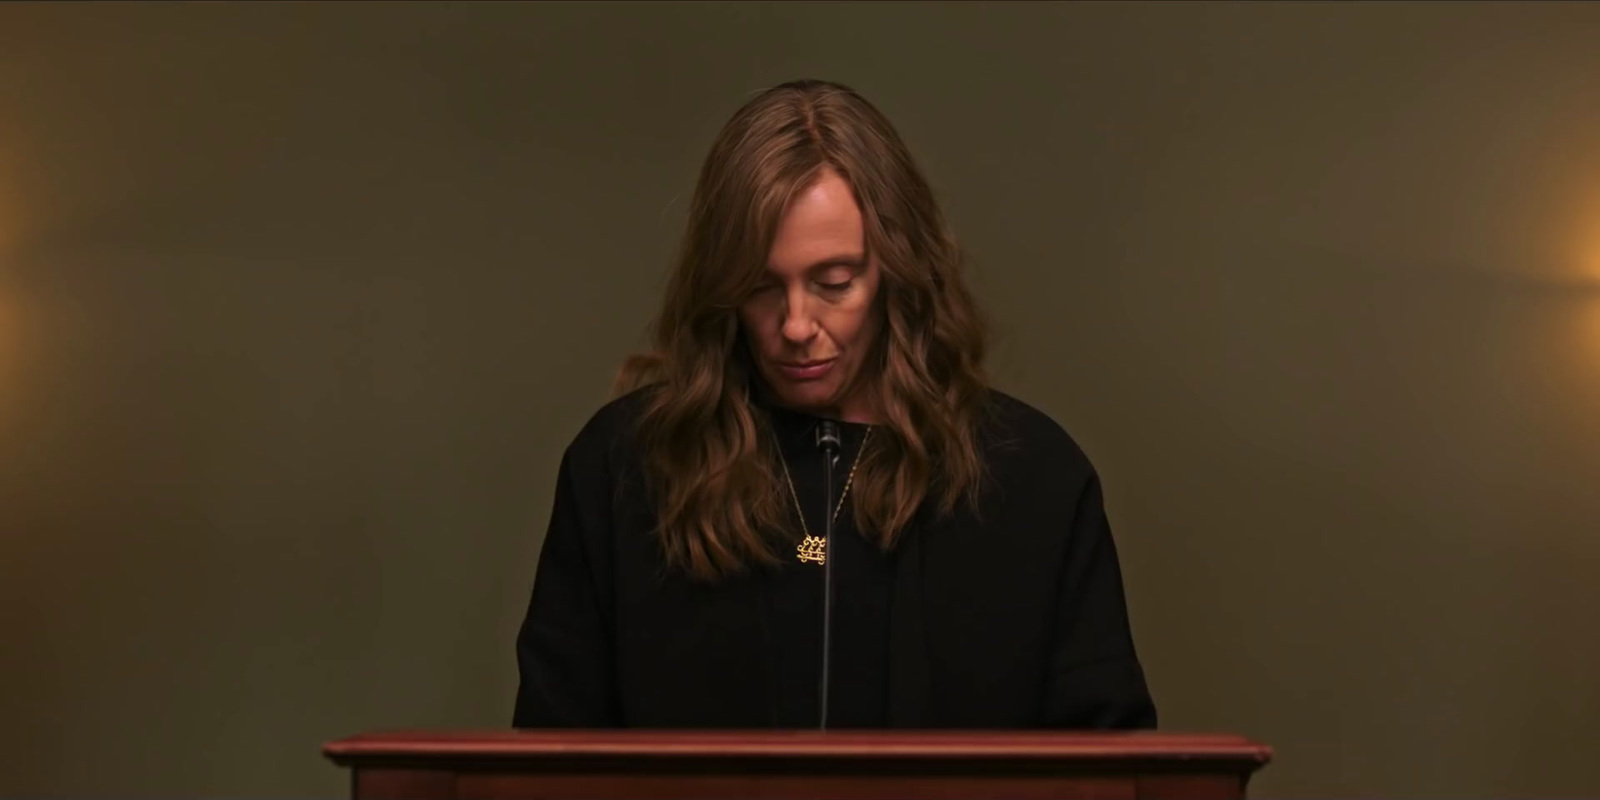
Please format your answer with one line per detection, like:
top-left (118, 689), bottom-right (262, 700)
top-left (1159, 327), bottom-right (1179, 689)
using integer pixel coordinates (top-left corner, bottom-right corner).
top-left (324, 730), bottom-right (1272, 799)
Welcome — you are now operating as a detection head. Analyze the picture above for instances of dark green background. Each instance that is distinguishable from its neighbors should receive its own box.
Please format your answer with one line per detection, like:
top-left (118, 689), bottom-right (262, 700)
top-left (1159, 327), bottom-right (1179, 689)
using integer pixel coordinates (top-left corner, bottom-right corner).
top-left (2, 2), bottom-right (1597, 796)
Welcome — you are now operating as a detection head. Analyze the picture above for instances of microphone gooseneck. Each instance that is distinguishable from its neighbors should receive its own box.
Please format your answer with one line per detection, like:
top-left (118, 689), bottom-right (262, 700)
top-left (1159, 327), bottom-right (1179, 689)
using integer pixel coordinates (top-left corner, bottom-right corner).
top-left (815, 420), bottom-right (840, 730)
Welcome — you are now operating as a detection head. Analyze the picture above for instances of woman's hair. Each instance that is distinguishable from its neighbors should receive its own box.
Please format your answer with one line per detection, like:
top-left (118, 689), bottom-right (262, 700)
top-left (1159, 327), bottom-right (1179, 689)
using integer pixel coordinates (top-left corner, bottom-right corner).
top-left (616, 79), bottom-right (990, 582)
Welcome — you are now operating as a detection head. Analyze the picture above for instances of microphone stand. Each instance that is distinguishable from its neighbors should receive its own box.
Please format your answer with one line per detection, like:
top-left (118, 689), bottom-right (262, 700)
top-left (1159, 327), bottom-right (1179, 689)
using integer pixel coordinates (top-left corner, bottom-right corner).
top-left (816, 421), bottom-right (840, 731)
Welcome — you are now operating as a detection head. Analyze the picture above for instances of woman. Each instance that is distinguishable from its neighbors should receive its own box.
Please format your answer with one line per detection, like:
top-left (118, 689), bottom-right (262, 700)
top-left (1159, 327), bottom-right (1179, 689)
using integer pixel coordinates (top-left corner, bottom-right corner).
top-left (513, 80), bottom-right (1156, 729)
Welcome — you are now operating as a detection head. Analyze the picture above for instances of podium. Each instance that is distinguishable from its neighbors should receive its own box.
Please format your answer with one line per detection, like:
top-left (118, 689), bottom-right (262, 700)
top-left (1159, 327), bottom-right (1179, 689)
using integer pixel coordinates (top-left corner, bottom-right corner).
top-left (324, 730), bottom-right (1272, 799)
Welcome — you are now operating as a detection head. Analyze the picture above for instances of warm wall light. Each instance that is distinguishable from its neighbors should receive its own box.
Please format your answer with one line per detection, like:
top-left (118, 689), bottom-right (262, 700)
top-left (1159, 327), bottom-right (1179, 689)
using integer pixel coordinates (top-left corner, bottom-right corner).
top-left (1588, 209), bottom-right (1600, 286)
top-left (0, 288), bottom-right (15, 428)
top-left (0, 155), bottom-right (15, 257)
top-left (0, 154), bottom-right (23, 407)
top-left (1550, 189), bottom-right (1600, 444)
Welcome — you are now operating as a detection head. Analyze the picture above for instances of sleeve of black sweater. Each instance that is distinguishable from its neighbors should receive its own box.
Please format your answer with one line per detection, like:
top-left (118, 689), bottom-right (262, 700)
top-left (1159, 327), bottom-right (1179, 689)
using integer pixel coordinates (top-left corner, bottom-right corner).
top-left (511, 434), bottom-right (621, 728)
top-left (1040, 468), bottom-right (1159, 729)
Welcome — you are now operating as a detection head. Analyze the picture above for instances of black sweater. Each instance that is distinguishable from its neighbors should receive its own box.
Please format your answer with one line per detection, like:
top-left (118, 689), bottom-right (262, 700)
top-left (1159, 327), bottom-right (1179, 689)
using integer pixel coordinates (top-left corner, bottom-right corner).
top-left (513, 387), bottom-right (1157, 729)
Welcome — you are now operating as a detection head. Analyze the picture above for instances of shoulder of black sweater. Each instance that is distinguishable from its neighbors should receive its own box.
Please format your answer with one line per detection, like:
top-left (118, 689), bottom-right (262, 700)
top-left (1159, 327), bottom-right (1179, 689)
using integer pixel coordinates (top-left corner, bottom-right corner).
top-left (557, 385), bottom-right (657, 481)
top-left (979, 389), bottom-right (1098, 485)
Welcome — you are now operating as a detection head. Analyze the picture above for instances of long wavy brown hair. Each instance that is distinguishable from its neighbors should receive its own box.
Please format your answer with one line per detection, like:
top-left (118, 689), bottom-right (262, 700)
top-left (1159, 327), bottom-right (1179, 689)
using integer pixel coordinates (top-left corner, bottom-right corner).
top-left (616, 79), bottom-right (990, 582)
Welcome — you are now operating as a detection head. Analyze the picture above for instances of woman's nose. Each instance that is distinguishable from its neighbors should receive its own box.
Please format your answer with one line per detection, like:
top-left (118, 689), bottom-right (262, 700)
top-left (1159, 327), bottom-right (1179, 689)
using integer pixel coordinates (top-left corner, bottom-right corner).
top-left (781, 294), bottom-right (818, 343)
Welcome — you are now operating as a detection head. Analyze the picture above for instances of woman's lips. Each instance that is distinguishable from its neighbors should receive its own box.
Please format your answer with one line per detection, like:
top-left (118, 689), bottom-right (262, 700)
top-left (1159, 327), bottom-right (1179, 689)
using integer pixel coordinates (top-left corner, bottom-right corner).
top-left (776, 358), bottom-right (837, 381)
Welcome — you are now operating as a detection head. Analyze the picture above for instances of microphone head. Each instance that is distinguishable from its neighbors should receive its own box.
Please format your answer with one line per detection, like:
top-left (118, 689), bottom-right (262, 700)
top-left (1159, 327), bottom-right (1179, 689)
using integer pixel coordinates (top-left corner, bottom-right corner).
top-left (816, 420), bottom-right (842, 453)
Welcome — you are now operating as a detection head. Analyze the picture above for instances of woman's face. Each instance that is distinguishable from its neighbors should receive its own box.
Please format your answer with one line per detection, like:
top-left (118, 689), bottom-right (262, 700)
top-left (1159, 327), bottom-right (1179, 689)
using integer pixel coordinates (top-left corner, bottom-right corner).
top-left (738, 167), bottom-right (882, 422)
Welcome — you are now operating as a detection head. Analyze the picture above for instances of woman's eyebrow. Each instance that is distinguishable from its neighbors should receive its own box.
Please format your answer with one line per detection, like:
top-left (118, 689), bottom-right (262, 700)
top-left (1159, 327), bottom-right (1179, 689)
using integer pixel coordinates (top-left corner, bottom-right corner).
top-left (807, 254), bottom-right (866, 271)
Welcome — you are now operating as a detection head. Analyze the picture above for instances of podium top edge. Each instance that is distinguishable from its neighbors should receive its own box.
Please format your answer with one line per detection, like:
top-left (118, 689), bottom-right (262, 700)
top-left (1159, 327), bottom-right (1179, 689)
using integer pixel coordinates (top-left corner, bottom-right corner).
top-left (323, 729), bottom-right (1273, 765)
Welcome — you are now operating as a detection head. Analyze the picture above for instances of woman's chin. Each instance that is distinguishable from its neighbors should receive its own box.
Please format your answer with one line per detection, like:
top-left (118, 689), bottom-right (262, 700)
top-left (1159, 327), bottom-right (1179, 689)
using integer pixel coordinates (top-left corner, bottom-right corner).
top-left (770, 383), bottom-right (839, 414)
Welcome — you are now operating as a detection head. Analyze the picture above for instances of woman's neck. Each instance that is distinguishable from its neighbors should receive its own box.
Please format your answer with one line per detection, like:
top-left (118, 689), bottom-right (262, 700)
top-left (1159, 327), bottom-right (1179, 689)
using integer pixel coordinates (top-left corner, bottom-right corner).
top-left (835, 396), bottom-right (881, 425)
top-left (751, 381), bottom-right (881, 426)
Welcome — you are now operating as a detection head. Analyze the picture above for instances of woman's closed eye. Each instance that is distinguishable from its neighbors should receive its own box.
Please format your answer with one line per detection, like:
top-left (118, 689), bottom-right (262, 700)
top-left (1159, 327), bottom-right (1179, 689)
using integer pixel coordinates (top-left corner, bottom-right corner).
top-left (814, 265), bottom-right (857, 293)
top-left (745, 282), bottom-right (781, 299)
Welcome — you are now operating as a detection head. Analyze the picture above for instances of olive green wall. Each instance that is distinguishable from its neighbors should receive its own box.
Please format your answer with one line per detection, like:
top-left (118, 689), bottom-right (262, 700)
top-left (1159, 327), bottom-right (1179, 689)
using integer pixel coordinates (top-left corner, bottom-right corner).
top-left (1, 1), bottom-right (1597, 796)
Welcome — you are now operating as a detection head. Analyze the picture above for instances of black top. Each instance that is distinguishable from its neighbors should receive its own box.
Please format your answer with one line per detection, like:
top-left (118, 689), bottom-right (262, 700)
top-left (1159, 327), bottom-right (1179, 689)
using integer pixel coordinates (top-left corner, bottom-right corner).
top-left (762, 405), bottom-right (890, 728)
top-left (513, 387), bottom-right (1157, 730)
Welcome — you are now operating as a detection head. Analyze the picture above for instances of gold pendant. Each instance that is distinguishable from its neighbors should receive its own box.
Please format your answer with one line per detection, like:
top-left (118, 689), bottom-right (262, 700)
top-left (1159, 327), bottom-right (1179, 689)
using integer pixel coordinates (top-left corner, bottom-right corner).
top-left (796, 535), bottom-right (827, 565)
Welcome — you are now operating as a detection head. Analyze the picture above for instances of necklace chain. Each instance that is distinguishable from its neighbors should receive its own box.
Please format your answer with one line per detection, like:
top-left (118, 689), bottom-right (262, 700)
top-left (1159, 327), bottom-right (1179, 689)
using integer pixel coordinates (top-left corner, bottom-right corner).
top-left (779, 426), bottom-right (872, 566)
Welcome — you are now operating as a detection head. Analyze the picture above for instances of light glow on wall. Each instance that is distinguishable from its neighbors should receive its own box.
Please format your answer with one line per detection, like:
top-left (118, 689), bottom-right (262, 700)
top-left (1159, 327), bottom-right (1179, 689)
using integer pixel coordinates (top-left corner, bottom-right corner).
top-left (1546, 184), bottom-right (1600, 447)
top-left (0, 170), bottom-right (20, 428)
top-left (1586, 196), bottom-right (1600, 286)
top-left (0, 284), bottom-right (16, 431)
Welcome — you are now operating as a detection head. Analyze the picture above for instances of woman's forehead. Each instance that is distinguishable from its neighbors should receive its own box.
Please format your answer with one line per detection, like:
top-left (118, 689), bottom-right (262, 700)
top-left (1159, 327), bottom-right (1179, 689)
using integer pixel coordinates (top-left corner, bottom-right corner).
top-left (766, 171), bottom-right (866, 275)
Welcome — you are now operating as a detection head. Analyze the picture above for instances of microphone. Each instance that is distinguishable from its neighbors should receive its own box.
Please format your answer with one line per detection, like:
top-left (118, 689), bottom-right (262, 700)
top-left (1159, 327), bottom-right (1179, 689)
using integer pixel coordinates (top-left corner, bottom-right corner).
top-left (816, 420), bottom-right (842, 461)
top-left (815, 420), bottom-right (840, 730)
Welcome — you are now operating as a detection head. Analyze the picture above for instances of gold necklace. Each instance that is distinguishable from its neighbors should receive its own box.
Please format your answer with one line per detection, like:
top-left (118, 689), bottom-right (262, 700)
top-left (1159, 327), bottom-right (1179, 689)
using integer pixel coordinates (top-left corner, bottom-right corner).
top-left (779, 426), bottom-right (872, 566)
